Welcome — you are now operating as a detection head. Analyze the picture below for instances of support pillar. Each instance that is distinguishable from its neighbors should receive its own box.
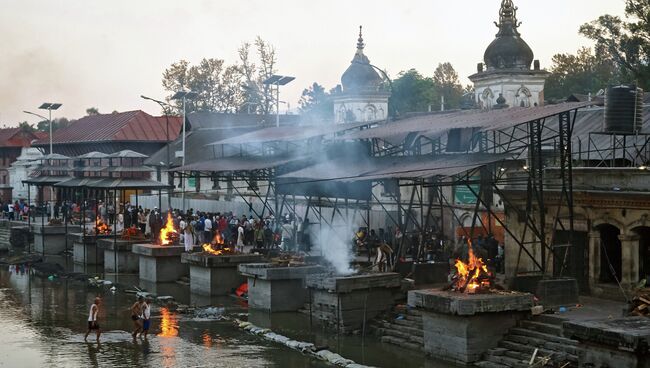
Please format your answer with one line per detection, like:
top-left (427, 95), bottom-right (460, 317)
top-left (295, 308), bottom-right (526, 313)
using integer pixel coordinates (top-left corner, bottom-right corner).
top-left (620, 233), bottom-right (640, 288)
top-left (588, 230), bottom-right (601, 290)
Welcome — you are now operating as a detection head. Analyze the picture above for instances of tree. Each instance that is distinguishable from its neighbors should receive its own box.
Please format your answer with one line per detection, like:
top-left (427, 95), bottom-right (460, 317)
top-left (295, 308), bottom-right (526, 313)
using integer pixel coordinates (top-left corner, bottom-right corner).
top-left (18, 121), bottom-right (35, 132)
top-left (162, 58), bottom-right (244, 114)
top-left (545, 47), bottom-right (619, 100)
top-left (36, 117), bottom-right (71, 133)
top-left (579, 0), bottom-right (650, 89)
top-left (388, 69), bottom-right (437, 117)
top-left (238, 37), bottom-right (278, 115)
top-left (432, 62), bottom-right (464, 110)
top-left (298, 82), bottom-right (334, 122)
top-left (86, 107), bottom-right (100, 115)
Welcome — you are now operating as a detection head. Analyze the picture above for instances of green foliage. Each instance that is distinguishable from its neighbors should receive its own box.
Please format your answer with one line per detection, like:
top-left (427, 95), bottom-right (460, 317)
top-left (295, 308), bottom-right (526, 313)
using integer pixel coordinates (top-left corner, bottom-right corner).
top-left (388, 63), bottom-right (464, 117)
top-left (18, 121), bottom-right (35, 132)
top-left (298, 82), bottom-right (334, 123)
top-left (545, 47), bottom-right (619, 100)
top-left (161, 37), bottom-right (277, 115)
top-left (36, 118), bottom-right (71, 133)
top-left (85, 107), bottom-right (100, 116)
top-left (579, 0), bottom-right (650, 90)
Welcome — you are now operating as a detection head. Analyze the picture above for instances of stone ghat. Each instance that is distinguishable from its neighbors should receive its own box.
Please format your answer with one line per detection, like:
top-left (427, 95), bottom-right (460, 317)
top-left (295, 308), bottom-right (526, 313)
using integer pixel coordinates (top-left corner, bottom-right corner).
top-left (240, 263), bottom-right (326, 312)
top-left (306, 272), bottom-right (403, 333)
top-left (181, 253), bottom-right (264, 268)
top-left (408, 289), bottom-right (534, 316)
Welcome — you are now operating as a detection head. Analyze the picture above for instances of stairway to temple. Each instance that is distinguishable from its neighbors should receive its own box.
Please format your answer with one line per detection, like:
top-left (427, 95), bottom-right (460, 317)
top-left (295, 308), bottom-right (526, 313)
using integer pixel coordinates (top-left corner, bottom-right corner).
top-left (474, 315), bottom-right (579, 368)
top-left (369, 304), bottom-right (424, 352)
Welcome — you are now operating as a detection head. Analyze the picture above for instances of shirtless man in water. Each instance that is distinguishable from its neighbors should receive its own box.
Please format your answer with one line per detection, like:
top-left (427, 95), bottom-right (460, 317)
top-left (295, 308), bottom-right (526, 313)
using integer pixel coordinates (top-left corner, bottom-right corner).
top-left (84, 297), bottom-right (101, 342)
top-left (130, 296), bottom-right (144, 338)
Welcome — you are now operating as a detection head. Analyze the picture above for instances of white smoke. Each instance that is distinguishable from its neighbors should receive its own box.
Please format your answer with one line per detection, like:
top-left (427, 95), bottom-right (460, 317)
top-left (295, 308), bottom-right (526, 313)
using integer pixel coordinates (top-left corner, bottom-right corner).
top-left (315, 224), bottom-right (355, 275)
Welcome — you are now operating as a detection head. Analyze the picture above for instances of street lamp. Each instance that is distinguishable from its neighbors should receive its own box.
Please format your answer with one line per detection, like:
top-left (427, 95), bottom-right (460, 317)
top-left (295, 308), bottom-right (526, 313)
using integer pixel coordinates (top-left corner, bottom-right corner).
top-left (141, 95), bottom-right (175, 209)
top-left (170, 90), bottom-right (198, 212)
top-left (262, 75), bottom-right (295, 127)
top-left (24, 102), bottom-right (61, 214)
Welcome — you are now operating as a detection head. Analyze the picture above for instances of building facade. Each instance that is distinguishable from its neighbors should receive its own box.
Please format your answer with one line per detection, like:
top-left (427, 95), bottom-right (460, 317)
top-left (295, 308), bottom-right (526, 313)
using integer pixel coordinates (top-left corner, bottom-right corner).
top-left (333, 27), bottom-right (390, 124)
top-left (469, 0), bottom-right (548, 109)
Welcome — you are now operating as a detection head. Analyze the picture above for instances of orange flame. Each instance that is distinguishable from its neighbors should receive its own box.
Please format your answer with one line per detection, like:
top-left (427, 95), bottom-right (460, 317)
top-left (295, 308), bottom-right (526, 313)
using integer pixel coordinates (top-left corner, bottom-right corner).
top-left (202, 232), bottom-right (233, 255)
top-left (454, 240), bottom-right (491, 293)
top-left (95, 217), bottom-right (111, 235)
top-left (159, 212), bottom-right (178, 245)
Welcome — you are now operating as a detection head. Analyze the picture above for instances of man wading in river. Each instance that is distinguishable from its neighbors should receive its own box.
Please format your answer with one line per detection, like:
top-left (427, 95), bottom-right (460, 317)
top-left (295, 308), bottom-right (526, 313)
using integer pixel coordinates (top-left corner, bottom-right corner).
top-left (130, 296), bottom-right (144, 339)
top-left (84, 297), bottom-right (101, 342)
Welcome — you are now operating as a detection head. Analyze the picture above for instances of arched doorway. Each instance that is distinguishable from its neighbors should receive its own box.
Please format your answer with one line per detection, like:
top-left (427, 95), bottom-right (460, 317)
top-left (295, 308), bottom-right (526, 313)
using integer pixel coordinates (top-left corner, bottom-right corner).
top-left (634, 226), bottom-right (650, 283)
top-left (597, 224), bottom-right (622, 284)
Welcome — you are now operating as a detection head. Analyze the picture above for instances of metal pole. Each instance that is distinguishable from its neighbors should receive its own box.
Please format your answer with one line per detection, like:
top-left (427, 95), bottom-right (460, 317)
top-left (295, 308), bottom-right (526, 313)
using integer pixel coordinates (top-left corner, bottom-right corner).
top-left (181, 96), bottom-right (186, 212)
top-left (49, 109), bottom-right (55, 208)
top-left (276, 83), bottom-right (280, 128)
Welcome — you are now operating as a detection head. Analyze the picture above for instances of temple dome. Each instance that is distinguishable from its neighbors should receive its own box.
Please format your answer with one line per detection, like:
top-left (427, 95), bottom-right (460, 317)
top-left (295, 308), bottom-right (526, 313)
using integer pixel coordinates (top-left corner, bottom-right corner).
top-left (483, 0), bottom-right (534, 71)
top-left (341, 27), bottom-right (382, 92)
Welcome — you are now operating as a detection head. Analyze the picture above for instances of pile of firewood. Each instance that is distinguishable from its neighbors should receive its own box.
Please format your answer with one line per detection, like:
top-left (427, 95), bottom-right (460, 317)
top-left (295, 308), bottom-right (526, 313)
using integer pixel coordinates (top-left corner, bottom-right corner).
top-left (630, 288), bottom-right (650, 316)
top-left (270, 252), bottom-right (306, 267)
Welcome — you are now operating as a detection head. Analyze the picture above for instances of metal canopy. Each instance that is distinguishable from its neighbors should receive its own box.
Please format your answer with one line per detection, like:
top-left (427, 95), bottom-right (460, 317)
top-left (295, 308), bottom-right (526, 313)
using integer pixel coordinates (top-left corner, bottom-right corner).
top-left (333, 101), bottom-right (596, 141)
top-left (170, 155), bottom-right (304, 173)
top-left (53, 177), bottom-right (171, 190)
top-left (277, 153), bottom-right (511, 182)
top-left (209, 119), bottom-right (379, 145)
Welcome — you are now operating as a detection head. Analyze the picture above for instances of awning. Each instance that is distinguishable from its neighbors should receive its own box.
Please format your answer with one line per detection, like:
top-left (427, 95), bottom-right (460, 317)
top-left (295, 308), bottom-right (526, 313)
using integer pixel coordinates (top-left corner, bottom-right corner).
top-left (54, 177), bottom-right (171, 190)
top-left (333, 102), bottom-right (596, 141)
top-left (170, 155), bottom-right (305, 173)
top-left (277, 153), bottom-right (512, 182)
top-left (207, 119), bottom-right (380, 145)
top-left (23, 176), bottom-right (72, 185)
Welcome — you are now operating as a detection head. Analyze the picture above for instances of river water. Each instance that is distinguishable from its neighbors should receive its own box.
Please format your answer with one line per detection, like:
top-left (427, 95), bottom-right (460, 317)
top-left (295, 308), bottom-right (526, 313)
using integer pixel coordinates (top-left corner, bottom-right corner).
top-left (0, 259), bottom-right (455, 368)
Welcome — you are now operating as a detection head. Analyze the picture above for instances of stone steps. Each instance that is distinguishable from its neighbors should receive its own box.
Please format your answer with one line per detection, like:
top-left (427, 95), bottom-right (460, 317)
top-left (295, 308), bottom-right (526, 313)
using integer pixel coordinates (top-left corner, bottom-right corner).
top-left (473, 316), bottom-right (579, 368)
top-left (370, 306), bottom-right (424, 352)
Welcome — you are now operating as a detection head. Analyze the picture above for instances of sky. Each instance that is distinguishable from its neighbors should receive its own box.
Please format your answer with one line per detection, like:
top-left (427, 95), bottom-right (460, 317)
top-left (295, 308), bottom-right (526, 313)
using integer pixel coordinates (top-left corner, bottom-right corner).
top-left (0, 0), bottom-right (626, 126)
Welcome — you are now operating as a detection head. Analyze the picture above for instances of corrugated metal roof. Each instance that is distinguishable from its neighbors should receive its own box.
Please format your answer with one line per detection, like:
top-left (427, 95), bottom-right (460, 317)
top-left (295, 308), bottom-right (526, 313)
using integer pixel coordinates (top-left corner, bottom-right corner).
top-left (34, 111), bottom-right (182, 145)
top-left (334, 102), bottom-right (595, 141)
top-left (0, 128), bottom-right (41, 148)
top-left (277, 153), bottom-right (511, 182)
top-left (170, 155), bottom-right (303, 173)
top-left (53, 177), bottom-right (170, 189)
top-left (210, 119), bottom-right (381, 145)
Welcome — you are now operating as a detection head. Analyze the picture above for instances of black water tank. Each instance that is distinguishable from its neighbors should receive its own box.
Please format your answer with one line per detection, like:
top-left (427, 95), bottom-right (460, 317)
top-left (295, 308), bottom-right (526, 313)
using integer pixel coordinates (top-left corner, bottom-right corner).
top-left (604, 85), bottom-right (643, 133)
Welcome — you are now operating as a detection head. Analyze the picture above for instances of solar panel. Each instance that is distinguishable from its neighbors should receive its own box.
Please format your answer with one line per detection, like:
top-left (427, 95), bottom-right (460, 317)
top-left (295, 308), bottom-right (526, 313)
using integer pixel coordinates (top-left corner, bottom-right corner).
top-left (39, 103), bottom-right (52, 109)
top-left (277, 76), bottom-right (296, 86)
top-left (262, 75), bottom-right (283, 85)
top-left (49, 103), bottom-right (62, 110)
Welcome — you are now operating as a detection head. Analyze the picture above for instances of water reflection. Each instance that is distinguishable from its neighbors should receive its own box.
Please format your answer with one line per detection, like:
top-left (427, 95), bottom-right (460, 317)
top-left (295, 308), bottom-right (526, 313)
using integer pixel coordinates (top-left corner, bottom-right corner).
top-left (157, 307), bottom-right (179, 338)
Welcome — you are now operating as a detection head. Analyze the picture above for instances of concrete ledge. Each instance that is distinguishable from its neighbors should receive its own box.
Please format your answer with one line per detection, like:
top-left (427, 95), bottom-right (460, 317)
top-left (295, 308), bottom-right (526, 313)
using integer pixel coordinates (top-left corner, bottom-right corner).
top-left (564, 317), bottom-right (650, 352)
top-left (96, 238), bottom-right (141, 252)
top-left (32, 224), bottom-right (80, 235)
top-left (181, 253), bottom-right (263, 268)
top-left (239, 263), bottom-right (325, 280)
top-left (306, 272), bottom-right (401, 293)
top-left (132, 243), bottom-right (193, 257)
top-left (408, 289), bottom-right (534, 316)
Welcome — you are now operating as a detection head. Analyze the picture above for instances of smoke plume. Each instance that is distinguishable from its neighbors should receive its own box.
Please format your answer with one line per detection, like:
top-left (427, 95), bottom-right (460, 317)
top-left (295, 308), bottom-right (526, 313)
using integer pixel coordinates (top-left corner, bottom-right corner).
top-left (315, 224), bottom-right (355, 275)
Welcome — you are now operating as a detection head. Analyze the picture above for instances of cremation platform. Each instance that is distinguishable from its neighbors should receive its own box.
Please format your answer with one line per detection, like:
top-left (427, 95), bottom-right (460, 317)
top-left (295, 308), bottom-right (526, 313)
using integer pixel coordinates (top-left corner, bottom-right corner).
top-left (408, 289), bottom-right (534, 365)
top-left (239, 263), bottom-right (325, 312)
top-left (564, 316), bottom-right (650, 368)
top-left (33, 224), bottom-right (80, 255)
top-left (181, 253), bottom-right (264, 296)
top-left (97, 238), bottom-right (142, 273)
top-left (306, 272), bottom-right (402, 333)
top-left (70, 233), bottom-right (112, 265)
top-left (132, 243), bottom-right (200, 283)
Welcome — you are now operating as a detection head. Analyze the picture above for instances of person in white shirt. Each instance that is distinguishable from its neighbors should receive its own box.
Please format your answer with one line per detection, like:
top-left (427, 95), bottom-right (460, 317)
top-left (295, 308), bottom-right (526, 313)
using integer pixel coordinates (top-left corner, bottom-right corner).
top-left (204, 217), bottom-right (213, 243)
top-left (140, 298), bottom-right (151, 339)
top-left (237, 224), bottom-right (245, 253)
top-left (179, 217), bottom-right (187, 242)
top-left (84, 297), bottom-right (101, 342)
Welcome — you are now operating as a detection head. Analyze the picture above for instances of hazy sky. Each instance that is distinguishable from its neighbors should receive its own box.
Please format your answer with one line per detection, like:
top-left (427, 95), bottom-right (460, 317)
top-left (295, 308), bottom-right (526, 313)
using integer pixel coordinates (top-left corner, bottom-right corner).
top-left (0, 0), bottom-right (625, 126)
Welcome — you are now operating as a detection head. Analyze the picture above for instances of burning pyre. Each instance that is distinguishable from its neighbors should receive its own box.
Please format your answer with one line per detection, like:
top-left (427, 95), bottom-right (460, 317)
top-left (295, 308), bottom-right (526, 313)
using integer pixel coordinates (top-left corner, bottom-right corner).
top-left (202, 232), bottom-right (235, 256)
top-left (450, 240), bottom-right (493, 293)
top-left (159, 212), bottom-right (179, 245)
top-left (94, 217), bottom-right (112, 235)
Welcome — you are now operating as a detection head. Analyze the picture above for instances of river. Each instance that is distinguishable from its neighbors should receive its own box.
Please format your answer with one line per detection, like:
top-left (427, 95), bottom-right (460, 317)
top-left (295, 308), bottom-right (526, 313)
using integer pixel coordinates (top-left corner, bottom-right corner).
top-left (0, 261), bottom-right (454, 368)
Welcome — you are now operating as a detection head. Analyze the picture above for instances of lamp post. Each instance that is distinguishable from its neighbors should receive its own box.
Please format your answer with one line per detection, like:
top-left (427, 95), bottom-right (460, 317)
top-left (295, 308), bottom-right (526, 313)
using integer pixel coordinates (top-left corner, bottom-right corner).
top-left (24, 102), bottom-right (62, 209)
top-left (141, 95), bottom-right (174, 209)
top-left (170, 91), bottom-right (198, 212)
top-left (262, 75), bottom-right (295, 127)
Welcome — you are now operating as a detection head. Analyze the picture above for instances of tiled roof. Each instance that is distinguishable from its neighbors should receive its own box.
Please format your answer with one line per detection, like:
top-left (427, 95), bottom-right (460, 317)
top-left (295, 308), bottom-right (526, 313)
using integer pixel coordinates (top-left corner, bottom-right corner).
top-left (0, 128), bottom-right (41, 148)
top-left (34, 110), bottom-right (182, 145)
